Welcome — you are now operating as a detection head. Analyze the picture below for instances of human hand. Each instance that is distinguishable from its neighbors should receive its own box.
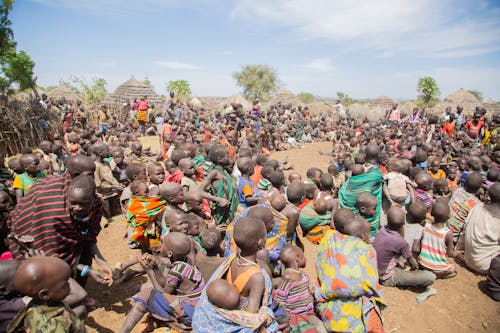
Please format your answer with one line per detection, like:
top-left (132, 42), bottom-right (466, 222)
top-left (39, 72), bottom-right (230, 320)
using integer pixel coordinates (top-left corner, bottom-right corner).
top-left (218, 198), bottom-right (230, 207)
top-left (90, 268), bottom-right (113, 286)
top-left (138, 253), bottom-right (157, 269)
top-left (24, 248), bottom-right (46, 258)
top-left (112, 184), bottom-right (125, 191)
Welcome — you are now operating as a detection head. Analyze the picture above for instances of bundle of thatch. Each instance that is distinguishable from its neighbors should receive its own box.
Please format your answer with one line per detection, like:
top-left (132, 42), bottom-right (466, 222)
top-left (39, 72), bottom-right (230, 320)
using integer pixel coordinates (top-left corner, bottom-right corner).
top-left (189, 97), bottom-right (202, 108)
top-left (220, 94), bottom-right (252, 112)
top-left (268, 89), bottom-right (304, 108)
top-left (106, 76), bottom-right (163, 108)
top-left (47, 86), bottom-right (81, 103)
top-left (430, 88), bottom-right (482, 115)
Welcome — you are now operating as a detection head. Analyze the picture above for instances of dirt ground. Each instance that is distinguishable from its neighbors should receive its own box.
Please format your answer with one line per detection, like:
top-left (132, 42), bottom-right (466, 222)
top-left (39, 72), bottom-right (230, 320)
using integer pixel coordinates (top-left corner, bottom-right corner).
top-left (85, 138), bottom-right (500, 333)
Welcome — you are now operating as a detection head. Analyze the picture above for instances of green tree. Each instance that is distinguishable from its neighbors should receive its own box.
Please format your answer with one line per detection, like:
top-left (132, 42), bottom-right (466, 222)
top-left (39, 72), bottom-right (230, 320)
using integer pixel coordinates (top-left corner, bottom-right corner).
top-left (298, 92), bottom-right (315, 104)
top-left (416, 76), bottom-right (440, 109)
top-left (232, 65), bottom-right (279, 102)
top-left (60, 75), bottom-right (107, 105)
top-left (167, 80), bottom-right (191, 100)
top-left (467, 89), bottom-right (483, 102)
top-left (143, 75), bottom-right (154, 90)
top-left (0, 0), bottom-right (36, 99)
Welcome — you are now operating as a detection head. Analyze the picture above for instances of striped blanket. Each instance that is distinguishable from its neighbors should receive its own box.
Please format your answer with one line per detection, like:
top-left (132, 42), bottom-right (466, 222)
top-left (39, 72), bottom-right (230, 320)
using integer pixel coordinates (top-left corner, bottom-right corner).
top-left (338, 166), bottom-right (384, 238)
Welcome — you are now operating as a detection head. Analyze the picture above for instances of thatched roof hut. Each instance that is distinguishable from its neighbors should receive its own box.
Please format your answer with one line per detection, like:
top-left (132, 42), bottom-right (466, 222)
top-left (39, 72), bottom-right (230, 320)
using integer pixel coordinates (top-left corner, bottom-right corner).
top-left (483, 99), bottom-right (500, 115)
top-left (106, 76), bottom-right (163, 108)
top-left (348, 103), bottom-right (386, 122)
top-left (430, 88), bottom-right (482, 115)
top-left (47, 86), bottom-right (81, 102)
top-left (221, 94), bottom-right (252, 112)
top-left (399, 101), bottom-right (418, 117)
top-left (268, 89), bottom-right (304, 108)
top-left (307, 101), bottom-right (333, 115)
top-left (370, 95), bottom-right (396, 109)
top-left (189, 97), bottom-right (202, 108)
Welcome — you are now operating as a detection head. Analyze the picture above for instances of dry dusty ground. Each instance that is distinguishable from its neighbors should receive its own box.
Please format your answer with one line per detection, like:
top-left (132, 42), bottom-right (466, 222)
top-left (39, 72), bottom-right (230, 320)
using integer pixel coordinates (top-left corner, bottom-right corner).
top-left (85, 138), bottom-right (500, 333)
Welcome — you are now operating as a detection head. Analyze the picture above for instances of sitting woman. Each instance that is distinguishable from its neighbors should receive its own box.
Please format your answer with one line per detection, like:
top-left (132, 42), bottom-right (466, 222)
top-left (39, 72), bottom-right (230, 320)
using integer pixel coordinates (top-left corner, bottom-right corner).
top-left (315, 216), bottom-right (386, 333)
top-left (193, 217), bottom-right (281, 332)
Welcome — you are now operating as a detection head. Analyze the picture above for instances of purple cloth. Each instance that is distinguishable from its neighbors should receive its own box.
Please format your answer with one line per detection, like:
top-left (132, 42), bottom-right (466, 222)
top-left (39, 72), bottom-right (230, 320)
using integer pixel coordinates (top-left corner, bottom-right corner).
top-left (373, 226), bottom-right (412, 280)
top-left (0, 297), bottom-right (26, 332)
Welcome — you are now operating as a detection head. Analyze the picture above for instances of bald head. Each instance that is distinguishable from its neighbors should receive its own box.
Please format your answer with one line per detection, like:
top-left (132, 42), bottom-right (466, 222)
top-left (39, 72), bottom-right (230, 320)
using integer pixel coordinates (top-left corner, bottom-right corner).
top-left (162, 232), bottom-right (191, 260)
top-left (387, 206), bottom-right (406, 231)
top-left (365, 144), bottom-right (380, 163)
top-left (343, 216), bottom-right (370, 243)
top-left (65, 154), bottom-right (96, 177)
top-left (247, 205), bottom-right (274, 232)
top-left (14, 256), bottom-right (71, 301)
top-left (160, 182), bottom-right (184, 203)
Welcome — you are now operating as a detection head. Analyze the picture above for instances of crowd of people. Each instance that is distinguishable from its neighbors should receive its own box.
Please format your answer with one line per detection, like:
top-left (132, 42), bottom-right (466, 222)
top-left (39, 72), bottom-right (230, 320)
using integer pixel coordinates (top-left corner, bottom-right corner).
top-left (0, 95), bottom-right (499, 332)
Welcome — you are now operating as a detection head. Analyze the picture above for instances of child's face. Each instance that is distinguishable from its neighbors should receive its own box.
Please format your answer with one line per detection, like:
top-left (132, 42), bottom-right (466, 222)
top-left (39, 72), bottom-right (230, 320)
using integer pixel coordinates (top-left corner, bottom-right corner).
top-left (429, 162), bottom-right (439, 173)
top-left (296, 249), bottom-right (306, 268)
top-left (181, 161), bottom-right (195, 177)
top-left (187, 219), bottom-right (201, 236)
top-left (67, 188), bottom-right (95, 219)
top-left (362, 202), bottom-right (378, 218)
top-left (149, 166), bottom-right (165, 185)
top-left (134, 183), bottom-right (149, 196)
top-left (0, 192), bottom-right (11, 212)
top-left (113, 151), bottom-right (124, 164)
top-left (134, 168), bottom-right (148, 181)
top-left (447, 167), bottom-right (457, 180)
top-left (24, 156), bottom-right (40, 175)
top-left (168, 214), bottom-right (189, 233)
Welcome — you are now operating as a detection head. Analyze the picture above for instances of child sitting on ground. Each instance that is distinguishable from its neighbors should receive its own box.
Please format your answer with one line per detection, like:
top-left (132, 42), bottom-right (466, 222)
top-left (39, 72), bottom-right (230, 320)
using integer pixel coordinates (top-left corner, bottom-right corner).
top-left (273, 245), bottom-right (327, 332)
top-left (373, 207), bottom-right (436, 289)
top-left (383, 159), bottom-right (414, 208)
top-left (195, 229), bottom-right (225, 282)
top-left (414, 172), bottom-right (435, 211)
top-left (418, 198), bottom-right (464, 279)
top-left (7, 256), bottom-right (86, 333)
top-left (147, 162), bottom-right (165, 197)
top-left (257, 165), bottom-right (274, 194)
top-left (433, 178), bottom-right (451, 200)
top-left (119, 232), bottom-right (205, 333)
top-left (236, 157), bottom-right (262, 208)
top-left (405, 202), bottom-right (427, 257)
top-left (355, 192), bottom-right (378, 221)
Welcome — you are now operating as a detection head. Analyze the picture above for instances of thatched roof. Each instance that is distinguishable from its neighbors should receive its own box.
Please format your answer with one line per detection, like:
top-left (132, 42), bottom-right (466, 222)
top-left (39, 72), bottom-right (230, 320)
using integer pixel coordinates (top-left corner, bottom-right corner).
top-left (106, 77), bottom-right (163, 107)
top-left (221, 94), bottom-right (252, 112)
top-left (399, 101), bottom-right (418, 116)
top-left (483, 99), bottom-right (500, 115)
top-left (430, 88), bottom-right (482, 115)
top-left (443, 88), bottom-right (480, 105)
top-left (268, 89), bottom-right (304, 108)
top-left (371, 95), bottom-right (396, 108)
top-left (307, 101), bottom-right (333, 115)
top-left (47, 86), bottom-right (81, 102)
top-left (348, 103), bottom-right (386, 122)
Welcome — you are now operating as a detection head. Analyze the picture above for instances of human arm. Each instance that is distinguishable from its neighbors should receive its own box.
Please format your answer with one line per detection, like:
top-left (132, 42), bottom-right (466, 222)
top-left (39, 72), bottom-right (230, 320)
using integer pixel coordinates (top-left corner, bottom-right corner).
top-left (200, 191), bottom-right (230, 207)
top-left (138, 253), bottom-right (172, 292)
top-left (88, 242), bottom-right (113, 286)
top-left (246, 273), bottom-right (266, 313)
top-left (445, 231), bottom-right (463, 260)
top-left (382, 183), bottom-right (394, 205)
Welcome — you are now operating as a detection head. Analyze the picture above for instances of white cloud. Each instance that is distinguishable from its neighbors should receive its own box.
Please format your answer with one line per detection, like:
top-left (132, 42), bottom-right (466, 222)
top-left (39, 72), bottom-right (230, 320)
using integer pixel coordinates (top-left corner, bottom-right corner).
top-left (231, 0), bottom-right (500, 58)
top-left (302, 58), bottom-right (334, 72)
top-left (152, 61), bottom-right (202, 70)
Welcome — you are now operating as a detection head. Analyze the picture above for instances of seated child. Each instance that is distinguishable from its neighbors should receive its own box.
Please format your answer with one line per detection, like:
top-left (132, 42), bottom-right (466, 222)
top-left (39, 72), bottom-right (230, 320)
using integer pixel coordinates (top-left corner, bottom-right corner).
top-left (120, 164), bottom-right (147, 217)
top-left (373, 207), bottom-right (435, 288)
top-left (413, 172), bottom-right (435, 211)
top-left (195, 229), bottom-right (225, 282)
top-left (418, 198), bottom-right (463, 279)
top-left (428, 159), bottom-right (446, 180)
top-left (433, 178), bottom-right (451, 200)
top-left (273, 245), bottom-right (326, 333)
top-left (126, 180), bottom-right (166, 252)
top-left (299, 198), bottom-right (332, 244)
top-left (404, 202), bottom-right (427, 257)
top-left (383, 159), bottom-right (414, 207)
top-left (445, 165), bottom-right (460, 193)
top-left (7, 256), bottom-right (86, 333)
top-left (355, 192), bottom-right (378, 221)
top-left (236, 157), bottom-right (262, 208)
top-left (267, 170), bottom-right (285, 197)
top-left (192, 218), bottom-right (280, 332)
top-left (351, 164), bottom-right (365, 177)
top-left (110, 147), bottom-right (128, 184)
top-left (147, 162), bottom-right (165, 197)
top-left (119, 232), bottom-right (205, 333)
top-left (257, 165), bottom-right (274, 194)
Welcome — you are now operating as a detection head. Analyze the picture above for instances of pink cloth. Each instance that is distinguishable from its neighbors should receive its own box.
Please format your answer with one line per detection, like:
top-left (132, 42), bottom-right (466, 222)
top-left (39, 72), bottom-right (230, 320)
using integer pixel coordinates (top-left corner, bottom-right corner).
top-left (0, 251), bottom-right (12, 261)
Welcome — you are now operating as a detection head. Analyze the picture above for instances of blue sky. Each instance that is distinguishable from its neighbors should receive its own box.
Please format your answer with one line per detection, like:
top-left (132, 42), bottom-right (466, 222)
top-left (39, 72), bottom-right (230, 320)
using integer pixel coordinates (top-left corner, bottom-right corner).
top-left (10, 0), bottom-right (500, 100)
